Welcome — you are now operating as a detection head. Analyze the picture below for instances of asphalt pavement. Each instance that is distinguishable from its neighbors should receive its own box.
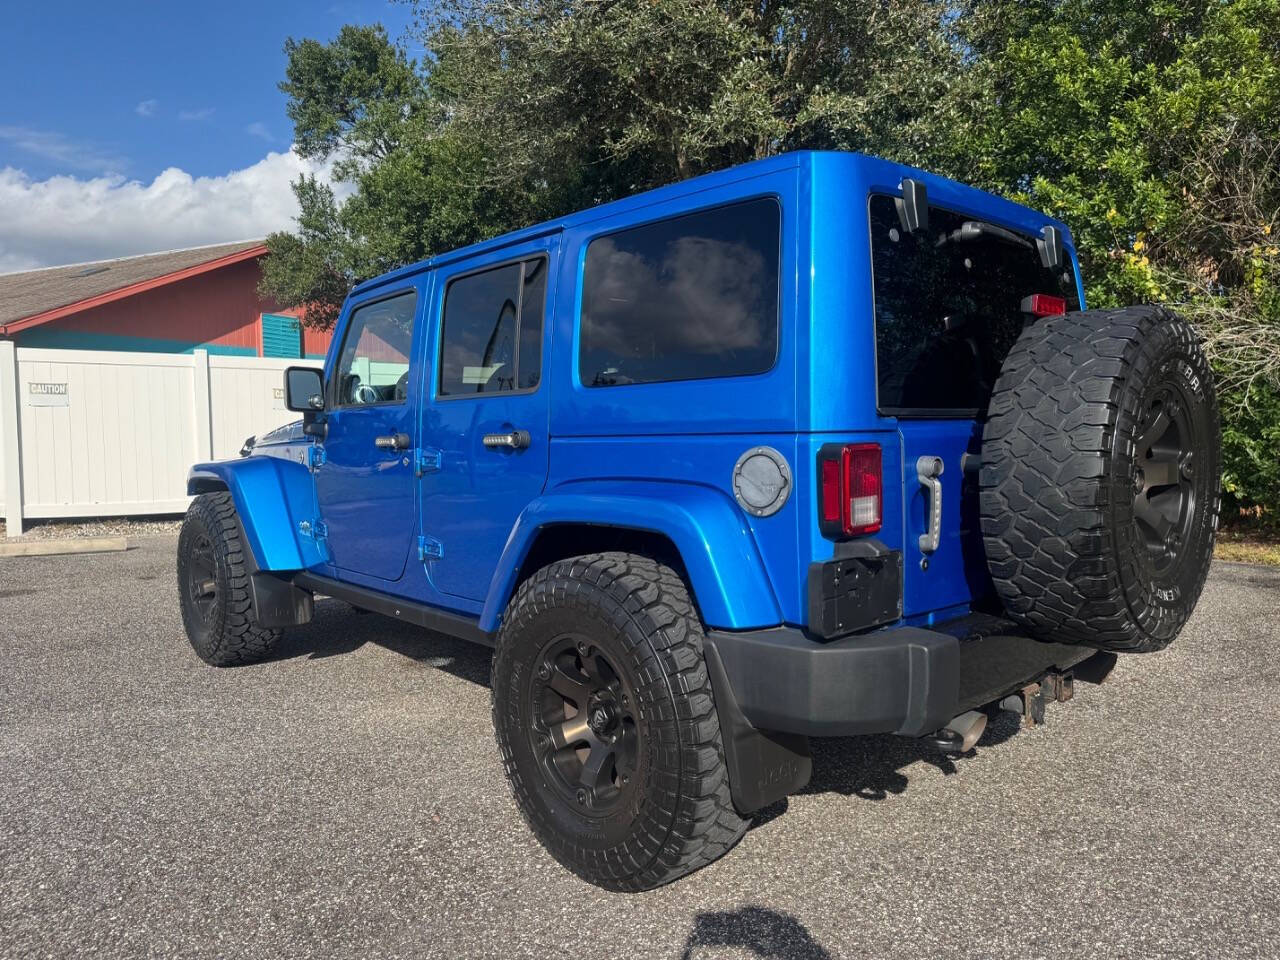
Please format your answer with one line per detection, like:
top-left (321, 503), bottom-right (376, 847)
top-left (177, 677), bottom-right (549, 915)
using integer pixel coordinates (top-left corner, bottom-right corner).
top-left (2, 537), bottom-right (1277, 959)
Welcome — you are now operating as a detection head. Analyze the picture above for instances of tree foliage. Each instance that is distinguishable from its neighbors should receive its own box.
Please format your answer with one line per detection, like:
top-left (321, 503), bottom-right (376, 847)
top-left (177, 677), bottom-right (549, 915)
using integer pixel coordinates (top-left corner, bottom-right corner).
top-left (262, 0), bottom-right (1280, 513)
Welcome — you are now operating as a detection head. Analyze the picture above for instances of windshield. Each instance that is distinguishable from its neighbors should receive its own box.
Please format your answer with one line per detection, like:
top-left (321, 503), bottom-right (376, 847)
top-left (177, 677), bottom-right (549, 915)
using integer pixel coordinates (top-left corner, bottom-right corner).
top-left (869, 194), bottom-right (1080, 414)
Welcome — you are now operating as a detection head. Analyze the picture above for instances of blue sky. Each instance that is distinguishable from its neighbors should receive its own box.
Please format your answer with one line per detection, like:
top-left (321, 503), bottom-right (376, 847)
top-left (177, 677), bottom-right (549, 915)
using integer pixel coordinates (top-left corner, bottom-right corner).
top-left (0, 0), bottom-right (416, 272)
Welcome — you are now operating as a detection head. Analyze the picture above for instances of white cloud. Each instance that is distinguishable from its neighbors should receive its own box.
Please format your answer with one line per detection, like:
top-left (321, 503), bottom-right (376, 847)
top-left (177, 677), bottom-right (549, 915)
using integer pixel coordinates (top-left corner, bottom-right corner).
top-left (0, 148), bottom-right (349, 273)
top-left (179, 107), bottom-right (215, 122)
top-left (0, 126), bottom-right (128, 175)
top-left (246, 121), bottom-right (274, 142)
top-left (135, 99), bottom-right (158, 117)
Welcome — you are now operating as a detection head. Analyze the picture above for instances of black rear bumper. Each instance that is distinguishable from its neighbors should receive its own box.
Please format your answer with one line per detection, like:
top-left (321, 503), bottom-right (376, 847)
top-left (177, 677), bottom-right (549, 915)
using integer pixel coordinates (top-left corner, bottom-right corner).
top-left (704, 612), bottom-right (1095, 738)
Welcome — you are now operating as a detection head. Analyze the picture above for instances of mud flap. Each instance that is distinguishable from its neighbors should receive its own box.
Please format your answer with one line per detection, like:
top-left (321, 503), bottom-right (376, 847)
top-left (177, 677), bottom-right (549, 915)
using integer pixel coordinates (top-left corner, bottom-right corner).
top-left (704, 640), bottom-right (812, 814)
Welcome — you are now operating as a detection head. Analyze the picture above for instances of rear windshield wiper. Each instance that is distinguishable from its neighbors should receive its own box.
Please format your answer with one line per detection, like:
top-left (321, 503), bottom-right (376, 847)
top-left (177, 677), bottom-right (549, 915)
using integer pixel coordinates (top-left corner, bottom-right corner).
top-left (937, 220), bottom-right (1034, 250)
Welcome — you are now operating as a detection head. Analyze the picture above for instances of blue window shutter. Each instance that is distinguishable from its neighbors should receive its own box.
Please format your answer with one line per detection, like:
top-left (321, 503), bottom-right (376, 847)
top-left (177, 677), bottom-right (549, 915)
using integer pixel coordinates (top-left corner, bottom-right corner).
top-left (261, 314), bottom-right (302, 358)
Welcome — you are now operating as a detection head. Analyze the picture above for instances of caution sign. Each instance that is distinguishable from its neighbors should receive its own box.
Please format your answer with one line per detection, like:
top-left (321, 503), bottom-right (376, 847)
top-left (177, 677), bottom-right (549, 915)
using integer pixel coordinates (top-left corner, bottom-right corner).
top-left (27, 382), bottom-right (69, 407)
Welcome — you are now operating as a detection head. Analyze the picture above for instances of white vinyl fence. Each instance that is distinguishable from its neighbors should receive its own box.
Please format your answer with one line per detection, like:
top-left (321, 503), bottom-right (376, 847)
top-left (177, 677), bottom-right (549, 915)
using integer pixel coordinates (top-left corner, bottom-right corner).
top-left (0, 342), bottom-right (320, 536)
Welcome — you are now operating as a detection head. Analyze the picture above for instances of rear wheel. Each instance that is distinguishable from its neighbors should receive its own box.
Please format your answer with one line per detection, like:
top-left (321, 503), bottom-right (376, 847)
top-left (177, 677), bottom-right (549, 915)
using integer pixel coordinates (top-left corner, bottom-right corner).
top-left (177, 492), bottom-right (281, 666)
top-left (980, 306), bottom-right (1220, 652)
top-left (491, 552), bottom-right (747, 891)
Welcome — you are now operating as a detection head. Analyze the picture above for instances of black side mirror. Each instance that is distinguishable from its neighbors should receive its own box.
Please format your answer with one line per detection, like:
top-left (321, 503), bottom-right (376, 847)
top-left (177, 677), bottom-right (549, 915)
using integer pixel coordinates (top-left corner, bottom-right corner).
top-left (284, 366), bottom-right (324, 413)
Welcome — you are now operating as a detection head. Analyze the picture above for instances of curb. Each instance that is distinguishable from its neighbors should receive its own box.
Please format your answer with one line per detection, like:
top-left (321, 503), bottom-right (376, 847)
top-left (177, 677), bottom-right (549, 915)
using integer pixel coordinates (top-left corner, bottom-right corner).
top-left (0, 537), bottom-right (129, 557)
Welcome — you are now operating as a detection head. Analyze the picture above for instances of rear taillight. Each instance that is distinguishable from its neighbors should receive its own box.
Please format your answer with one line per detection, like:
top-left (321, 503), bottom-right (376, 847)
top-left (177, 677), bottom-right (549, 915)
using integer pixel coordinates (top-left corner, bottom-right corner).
top-left (818, 443), bottom-right (882, 539)
top-left (1021, 293), bottom-right (1067, 317)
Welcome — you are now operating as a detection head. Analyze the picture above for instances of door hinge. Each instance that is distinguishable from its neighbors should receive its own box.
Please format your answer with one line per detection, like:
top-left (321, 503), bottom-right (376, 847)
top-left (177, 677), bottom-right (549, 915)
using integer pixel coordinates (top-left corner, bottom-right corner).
top-left (299, 518), bottom-right (328, 542)
top-left (415, 448), bottom-right (442, 476)
top-left (306, 445), bottom-right (326, 471)
top-left (417, 535), bottom-right (444, 561)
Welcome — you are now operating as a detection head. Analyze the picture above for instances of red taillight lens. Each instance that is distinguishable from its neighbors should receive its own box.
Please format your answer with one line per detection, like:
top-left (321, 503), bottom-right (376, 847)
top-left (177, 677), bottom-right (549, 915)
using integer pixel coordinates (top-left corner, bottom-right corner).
top-left (820, 457), bottom-right (842, 524)
top-left (818, 443), bottom-right (882, 539)
top-left (1021, 293), bottom-right (1067, 317)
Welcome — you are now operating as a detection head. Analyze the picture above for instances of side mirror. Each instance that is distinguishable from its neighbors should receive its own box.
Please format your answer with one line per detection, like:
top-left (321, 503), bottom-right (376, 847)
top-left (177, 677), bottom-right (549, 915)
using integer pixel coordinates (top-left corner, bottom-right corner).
top-left (284, 366), bottom-right (324, 413)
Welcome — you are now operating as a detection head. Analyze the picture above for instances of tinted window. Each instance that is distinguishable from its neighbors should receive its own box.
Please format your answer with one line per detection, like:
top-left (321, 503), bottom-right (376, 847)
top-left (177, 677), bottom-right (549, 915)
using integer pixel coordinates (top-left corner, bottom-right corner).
top-left (870, 194), bottom-right (1080, 413)
top-left (439, 258), bottom-right (547, 396)
top-left (579, 198), bottom-right (780, 387)
top-left (334, 291), bottom-right (417, 406)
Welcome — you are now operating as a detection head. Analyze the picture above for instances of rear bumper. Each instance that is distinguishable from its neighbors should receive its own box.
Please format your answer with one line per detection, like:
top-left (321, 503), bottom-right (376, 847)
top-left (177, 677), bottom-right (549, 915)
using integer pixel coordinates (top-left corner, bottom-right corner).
top-left (704, 613), bottom-right (1095, 738)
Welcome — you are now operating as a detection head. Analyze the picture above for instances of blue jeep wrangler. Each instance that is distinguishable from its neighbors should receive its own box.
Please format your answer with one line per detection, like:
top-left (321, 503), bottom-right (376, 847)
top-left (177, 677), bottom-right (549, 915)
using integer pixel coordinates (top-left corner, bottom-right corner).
top-left (178, 151), bottom-right (1219, 891)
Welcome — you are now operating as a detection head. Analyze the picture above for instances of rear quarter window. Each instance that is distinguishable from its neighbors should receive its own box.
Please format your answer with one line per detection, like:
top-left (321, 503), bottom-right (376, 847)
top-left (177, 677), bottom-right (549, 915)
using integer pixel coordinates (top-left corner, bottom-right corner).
top-left (579, 198), bottom-right (781, 387)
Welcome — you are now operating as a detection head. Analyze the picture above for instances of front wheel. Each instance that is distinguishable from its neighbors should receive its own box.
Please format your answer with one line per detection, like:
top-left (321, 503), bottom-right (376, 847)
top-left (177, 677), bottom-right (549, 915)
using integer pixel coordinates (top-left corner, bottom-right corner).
top-left (491, 553), bottom-right (748, 891)
top-left (177, 492), bottom-right (281, 667)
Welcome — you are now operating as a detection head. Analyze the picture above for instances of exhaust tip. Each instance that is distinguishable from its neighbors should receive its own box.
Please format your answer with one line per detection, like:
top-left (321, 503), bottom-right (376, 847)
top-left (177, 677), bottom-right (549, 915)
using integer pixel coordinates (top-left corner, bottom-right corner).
top-left (947, 710), bottom-right (988, 753)
top-left (925, 710), bottom-right (989, 755)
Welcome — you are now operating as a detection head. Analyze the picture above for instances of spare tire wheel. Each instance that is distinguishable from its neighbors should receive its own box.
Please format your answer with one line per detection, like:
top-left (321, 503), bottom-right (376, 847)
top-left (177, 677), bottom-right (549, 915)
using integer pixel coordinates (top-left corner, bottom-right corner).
top-left (980, 306), bottom-right (1220, 652)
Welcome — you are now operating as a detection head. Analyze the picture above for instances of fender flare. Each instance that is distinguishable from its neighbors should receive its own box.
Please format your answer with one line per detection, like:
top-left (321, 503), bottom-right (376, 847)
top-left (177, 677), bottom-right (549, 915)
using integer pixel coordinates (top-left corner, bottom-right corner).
top-left (479, 480), bottom-right (782, 633)
top-left (187, 456), bottom-right (324, 571)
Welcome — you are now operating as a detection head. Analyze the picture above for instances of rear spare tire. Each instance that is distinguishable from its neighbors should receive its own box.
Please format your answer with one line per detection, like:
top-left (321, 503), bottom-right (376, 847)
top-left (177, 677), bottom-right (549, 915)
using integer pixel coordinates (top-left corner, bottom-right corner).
top-left (980, 306), bottom-right (1219, 652)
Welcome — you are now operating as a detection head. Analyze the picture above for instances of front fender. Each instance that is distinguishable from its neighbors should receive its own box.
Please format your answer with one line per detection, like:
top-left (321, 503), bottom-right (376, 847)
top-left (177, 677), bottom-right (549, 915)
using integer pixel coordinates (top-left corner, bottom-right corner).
top-left (187, 456), bottom-right (324, 571)
top-left (479, 480), bottom-right (782, 633)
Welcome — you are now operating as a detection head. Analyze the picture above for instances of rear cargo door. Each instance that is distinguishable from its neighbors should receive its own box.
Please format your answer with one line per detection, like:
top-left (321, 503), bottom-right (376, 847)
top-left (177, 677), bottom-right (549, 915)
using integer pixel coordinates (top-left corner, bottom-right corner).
top-left (867, 193), bottom-right (1081, 619)
top-left (897, 420), bottom-right (988, 619)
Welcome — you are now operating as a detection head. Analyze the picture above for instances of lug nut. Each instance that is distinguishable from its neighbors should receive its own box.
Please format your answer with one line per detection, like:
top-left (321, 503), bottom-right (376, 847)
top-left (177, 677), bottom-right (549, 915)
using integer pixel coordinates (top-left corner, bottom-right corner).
top-left (537, 661), bottom-right (551, 680)
top-left (576, 640), bottom-right (588, 656)
top-left (576, 789), bottom-right (588, 806)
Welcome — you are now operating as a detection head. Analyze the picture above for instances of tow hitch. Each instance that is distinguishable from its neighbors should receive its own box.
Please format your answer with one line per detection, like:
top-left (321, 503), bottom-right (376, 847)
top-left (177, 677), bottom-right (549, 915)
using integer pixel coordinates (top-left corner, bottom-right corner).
top-left (926, 668), bottom-right (1082, 754)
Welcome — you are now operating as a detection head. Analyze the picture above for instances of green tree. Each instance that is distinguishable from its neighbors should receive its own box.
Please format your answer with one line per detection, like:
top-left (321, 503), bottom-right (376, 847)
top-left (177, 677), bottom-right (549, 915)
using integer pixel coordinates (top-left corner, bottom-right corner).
top-left (262, 0), bottom-right (1280, 515)
top-left (962, 0), bottom-right (1280, 513)
top-left (263, 2), bottom-right (978, 325)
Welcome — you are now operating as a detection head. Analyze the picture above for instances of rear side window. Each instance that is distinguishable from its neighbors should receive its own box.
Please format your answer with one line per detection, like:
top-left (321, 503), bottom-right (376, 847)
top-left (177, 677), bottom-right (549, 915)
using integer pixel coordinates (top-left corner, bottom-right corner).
top-left (870, 194), bottom-right (1080, 414)
top-left (439, 257), bottom-right (546, 396)
top-left (579, 198), bottom-right (781, 387)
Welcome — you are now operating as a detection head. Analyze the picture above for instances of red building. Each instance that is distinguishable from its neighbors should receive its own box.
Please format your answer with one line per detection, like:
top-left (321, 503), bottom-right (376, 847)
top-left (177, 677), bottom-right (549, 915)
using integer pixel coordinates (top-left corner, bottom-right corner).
top-left (0, 241), bottom-right (332, 358)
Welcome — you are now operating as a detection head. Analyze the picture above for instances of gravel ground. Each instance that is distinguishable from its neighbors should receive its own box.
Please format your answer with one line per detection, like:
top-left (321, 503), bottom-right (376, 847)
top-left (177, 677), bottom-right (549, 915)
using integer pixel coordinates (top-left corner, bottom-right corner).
top-left (0, 516), bottom-right (182, 541)
top-left (2, 537), bottom-right (1277, 960)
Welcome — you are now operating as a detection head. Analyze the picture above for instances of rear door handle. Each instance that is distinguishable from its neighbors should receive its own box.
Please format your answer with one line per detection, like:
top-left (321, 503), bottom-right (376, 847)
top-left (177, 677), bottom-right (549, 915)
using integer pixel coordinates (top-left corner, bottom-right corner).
top-left (374, 432), bottom-right (411, 451)
top-left (916, 455), bottom-right (944, 553)
top-left (482, 429), bottom-right (531, 450)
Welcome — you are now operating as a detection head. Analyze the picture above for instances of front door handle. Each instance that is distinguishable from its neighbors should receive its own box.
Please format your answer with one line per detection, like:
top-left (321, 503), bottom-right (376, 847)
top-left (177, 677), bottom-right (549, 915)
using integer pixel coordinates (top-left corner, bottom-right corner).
top-left (482, 429), bottom-right (531, 451)
top-left (916, 455), bottom-right (944, 553)
top-left (374, 432), bottom-right (411, 451)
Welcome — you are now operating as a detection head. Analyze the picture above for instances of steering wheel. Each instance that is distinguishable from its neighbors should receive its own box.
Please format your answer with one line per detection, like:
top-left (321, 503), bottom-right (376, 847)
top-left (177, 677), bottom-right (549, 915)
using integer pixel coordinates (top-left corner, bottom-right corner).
top-left (394, 370), bottom-right (410, 402)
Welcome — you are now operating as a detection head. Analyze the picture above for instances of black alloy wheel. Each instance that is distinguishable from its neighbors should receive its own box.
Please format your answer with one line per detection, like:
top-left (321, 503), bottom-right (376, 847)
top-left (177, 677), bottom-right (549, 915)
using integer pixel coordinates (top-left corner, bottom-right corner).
top-left (1131, 385), bottom-right (1198, 576)
top-left (183, 532), bottom-right (220, 625)
top-left (491, 552), bottom-right (748, 891)
top-left (529, 634), bottom-right (640, 815)
top-left (176, 492), bottom-right (281, 666)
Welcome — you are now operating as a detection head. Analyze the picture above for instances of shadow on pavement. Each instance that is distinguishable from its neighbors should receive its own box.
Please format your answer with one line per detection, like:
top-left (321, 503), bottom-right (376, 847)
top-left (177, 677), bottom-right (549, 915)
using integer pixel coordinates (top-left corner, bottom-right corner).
top-left (798, 711), bottom-right (1021, 801)
top-left (265, 599), bottom-right (493, 687)
top-left (269, 601), bottom-right (1026, 805)
top-left (679, 906), bottom-right (833, 959)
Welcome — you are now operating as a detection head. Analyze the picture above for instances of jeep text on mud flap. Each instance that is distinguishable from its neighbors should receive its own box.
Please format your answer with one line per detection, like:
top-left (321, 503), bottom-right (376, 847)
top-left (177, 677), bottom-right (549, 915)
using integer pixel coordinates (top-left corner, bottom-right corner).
top-left (178, 151), bottom-right (1220, 891)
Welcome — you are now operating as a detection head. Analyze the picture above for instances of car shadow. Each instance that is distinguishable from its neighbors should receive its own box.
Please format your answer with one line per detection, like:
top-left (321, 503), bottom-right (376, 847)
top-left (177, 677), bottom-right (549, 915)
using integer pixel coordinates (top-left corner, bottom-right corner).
top-left (269, 603), bottom-right (1026, 805)
top-left (746, 711), bottom-right (1023, 830)
top-left (797, 710), bottom-right (1022, 800)
top-left (678, 906), bottom-right (833, 960)
top-left (264, 599), bottom-right (494, 687)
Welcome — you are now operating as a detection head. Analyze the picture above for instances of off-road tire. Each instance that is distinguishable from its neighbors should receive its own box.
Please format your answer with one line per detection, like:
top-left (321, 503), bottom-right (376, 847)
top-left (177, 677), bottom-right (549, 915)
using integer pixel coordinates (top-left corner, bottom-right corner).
top-left (177, 492), bottom-right (281, 666)
top-left (980, 306), bottom-right (1219, 652)
top-left (491, 552), bottom-right (748, 891)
